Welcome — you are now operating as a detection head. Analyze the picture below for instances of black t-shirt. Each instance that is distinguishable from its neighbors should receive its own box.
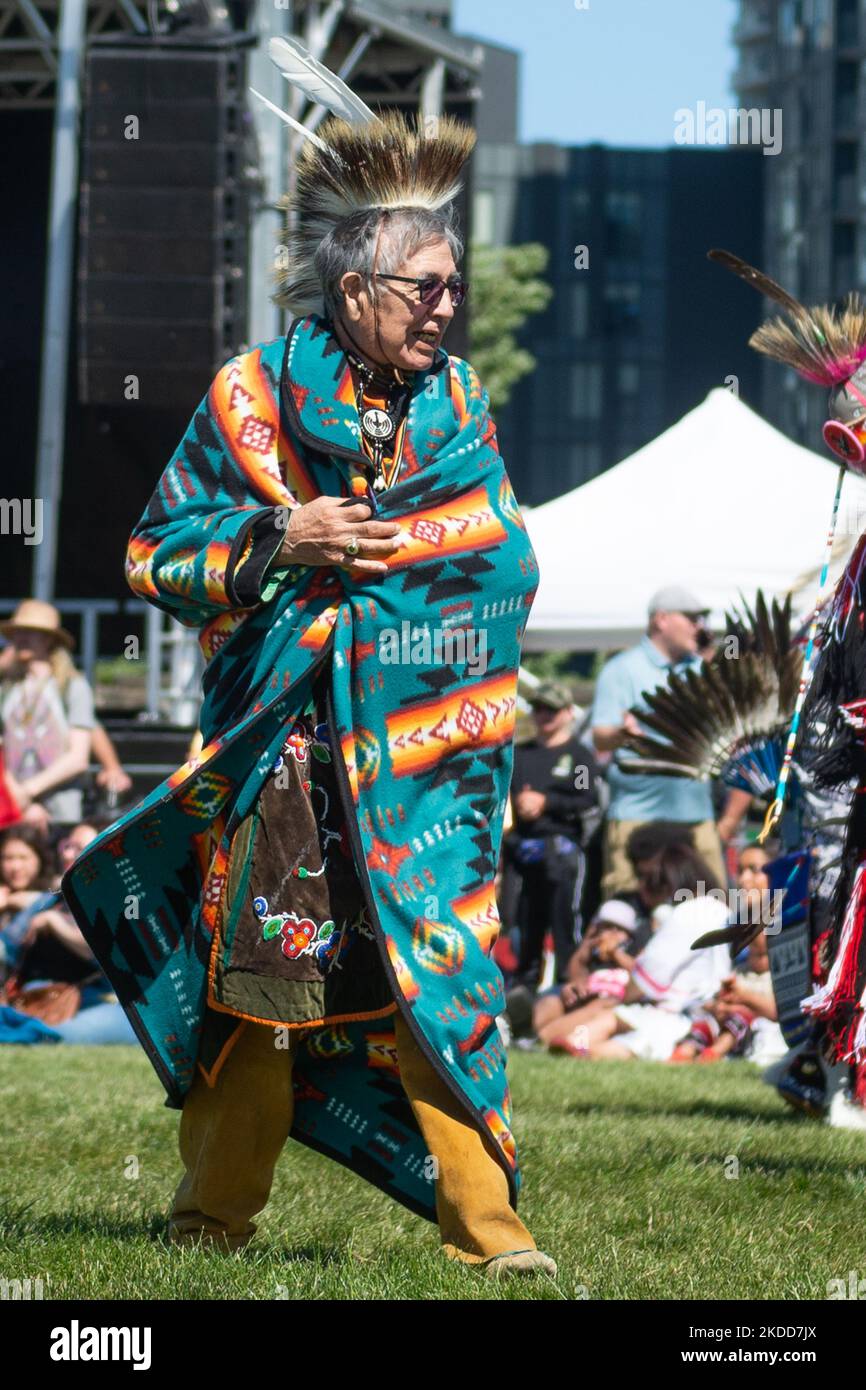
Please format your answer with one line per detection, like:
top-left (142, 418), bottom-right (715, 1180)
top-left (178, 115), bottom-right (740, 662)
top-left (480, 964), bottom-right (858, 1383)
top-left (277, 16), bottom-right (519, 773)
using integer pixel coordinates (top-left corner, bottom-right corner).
top-left (512, 735), bottom-right (603, 842)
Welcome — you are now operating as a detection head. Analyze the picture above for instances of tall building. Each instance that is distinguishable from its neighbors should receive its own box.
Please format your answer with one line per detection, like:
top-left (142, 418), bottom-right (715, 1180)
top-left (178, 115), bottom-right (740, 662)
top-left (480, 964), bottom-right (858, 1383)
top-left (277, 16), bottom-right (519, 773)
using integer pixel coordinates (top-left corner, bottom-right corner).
top-left (474, 142), bottom-right (765, 505)
top-left (732, 0), bottom-right (862, 447)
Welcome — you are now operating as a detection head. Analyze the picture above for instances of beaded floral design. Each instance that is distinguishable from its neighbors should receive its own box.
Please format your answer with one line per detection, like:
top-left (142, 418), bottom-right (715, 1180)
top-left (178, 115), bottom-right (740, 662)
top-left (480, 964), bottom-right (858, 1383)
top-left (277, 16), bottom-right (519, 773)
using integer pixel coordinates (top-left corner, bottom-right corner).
top-left (252, 896), bottom-right (371, 970)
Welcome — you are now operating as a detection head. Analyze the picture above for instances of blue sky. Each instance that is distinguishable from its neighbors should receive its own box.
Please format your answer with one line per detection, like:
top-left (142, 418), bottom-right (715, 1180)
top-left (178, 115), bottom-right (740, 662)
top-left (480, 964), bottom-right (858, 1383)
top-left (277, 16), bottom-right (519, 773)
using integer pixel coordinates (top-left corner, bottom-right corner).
top-left (452, 0), bottom-right (740, 147)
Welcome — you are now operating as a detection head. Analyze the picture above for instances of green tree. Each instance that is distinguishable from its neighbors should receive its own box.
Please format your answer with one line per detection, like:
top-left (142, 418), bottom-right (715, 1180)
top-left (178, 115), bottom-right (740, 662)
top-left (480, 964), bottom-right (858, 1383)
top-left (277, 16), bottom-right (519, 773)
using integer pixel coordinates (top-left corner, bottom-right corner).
top-left (468, 242), bottom-right (553, 410)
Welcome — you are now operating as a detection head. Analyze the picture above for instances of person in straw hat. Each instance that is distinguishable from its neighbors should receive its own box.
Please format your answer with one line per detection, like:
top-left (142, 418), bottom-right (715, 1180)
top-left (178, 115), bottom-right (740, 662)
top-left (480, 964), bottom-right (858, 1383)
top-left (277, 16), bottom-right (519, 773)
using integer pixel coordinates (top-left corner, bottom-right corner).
top-left (60, 39), bottom-right (555, 1277)
top-left (0, 600), bottom-right (94, 831)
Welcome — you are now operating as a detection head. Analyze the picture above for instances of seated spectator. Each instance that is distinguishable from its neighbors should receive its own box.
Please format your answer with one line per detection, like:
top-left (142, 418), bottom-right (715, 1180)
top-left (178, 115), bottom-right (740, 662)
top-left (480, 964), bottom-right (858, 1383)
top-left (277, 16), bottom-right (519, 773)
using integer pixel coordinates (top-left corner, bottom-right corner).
top-left (541, 844), bottom-right (731, 1058)
top-left (503, 821), bottom-right (688, 1042)
top-left (0, 819), bottom-right (135, 1045)
top-left (670, 843), bottom-right (785, 1065)
top-left (54, 820), bottom-right (104, 885)
top-left (0, 824), bottom-right (56, 984)
top-left (532, 899), bottom-right (640, 1035)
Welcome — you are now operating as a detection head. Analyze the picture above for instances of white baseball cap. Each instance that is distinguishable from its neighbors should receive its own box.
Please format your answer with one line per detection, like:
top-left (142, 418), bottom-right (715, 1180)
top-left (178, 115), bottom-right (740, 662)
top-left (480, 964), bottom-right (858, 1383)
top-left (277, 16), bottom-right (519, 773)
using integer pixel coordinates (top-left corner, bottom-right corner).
top-left (591, 899), bottom-right (638, 934)
top-left (647, 585), bottom-right (709, 617)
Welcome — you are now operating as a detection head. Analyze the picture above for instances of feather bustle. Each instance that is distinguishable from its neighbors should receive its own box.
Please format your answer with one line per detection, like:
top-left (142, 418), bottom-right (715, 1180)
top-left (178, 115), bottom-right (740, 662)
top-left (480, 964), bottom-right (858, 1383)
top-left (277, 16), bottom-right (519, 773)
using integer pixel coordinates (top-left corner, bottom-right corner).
top-left (709, 248), bottom-right (866, 386)
top-left (620, 592), bottom-right (802, 797)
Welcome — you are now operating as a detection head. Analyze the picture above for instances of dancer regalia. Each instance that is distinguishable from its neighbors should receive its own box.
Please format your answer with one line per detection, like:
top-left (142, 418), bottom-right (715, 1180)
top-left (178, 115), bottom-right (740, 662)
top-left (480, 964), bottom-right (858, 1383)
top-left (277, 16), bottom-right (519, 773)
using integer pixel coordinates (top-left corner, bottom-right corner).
top-left (60, 38), bottom-right (556, 1272)
top-left (620, 250), bottom-right (866, 1114)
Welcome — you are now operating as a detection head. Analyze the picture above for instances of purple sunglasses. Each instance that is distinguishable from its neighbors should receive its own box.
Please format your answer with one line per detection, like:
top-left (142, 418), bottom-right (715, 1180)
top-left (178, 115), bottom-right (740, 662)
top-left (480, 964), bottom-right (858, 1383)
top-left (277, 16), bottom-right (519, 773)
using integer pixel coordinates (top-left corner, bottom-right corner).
top-left (375, 272), bottom-right (469, 309)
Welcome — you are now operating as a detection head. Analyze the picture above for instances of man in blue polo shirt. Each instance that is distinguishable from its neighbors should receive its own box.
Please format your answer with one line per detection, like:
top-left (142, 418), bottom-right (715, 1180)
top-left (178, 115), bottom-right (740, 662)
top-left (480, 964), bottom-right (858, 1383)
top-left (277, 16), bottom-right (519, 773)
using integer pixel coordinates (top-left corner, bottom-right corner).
top-left (592, 585), bottom-right (746, 895)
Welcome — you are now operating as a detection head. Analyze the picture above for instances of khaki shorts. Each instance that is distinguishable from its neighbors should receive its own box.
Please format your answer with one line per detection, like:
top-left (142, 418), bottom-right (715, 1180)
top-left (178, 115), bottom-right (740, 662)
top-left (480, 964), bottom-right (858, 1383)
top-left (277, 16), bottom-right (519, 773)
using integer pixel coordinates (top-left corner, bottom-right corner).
top-left (602, 818), bottom-right (727, 896)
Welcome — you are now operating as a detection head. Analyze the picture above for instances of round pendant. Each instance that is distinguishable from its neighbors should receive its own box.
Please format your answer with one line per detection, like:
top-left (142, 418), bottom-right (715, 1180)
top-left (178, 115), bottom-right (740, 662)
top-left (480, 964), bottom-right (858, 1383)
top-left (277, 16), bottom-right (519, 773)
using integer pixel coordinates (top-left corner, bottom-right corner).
top-left (361, 407), bottom-right (394, 441)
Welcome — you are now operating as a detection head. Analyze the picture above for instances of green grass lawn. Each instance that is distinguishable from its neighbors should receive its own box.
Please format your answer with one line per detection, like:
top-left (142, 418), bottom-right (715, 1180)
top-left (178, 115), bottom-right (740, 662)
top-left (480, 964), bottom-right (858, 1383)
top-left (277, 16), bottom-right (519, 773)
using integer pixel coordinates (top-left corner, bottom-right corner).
top-left (1, 1045), bottom-right (865, 1301)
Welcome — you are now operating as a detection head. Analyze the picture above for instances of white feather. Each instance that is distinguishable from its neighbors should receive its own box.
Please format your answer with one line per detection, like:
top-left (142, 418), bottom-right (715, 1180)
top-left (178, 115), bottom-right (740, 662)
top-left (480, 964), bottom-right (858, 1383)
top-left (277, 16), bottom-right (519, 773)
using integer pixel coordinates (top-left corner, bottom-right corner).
top-left (268, 36), bottom-right (379, 127)
top-left (248, 88), bottom-right (334, 152)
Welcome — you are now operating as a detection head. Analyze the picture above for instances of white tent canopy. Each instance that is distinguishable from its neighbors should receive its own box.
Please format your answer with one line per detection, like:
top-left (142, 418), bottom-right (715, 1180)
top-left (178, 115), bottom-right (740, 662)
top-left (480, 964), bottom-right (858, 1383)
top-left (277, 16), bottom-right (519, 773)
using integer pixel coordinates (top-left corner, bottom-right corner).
top-left (522, 388), bottom-right (866, 651)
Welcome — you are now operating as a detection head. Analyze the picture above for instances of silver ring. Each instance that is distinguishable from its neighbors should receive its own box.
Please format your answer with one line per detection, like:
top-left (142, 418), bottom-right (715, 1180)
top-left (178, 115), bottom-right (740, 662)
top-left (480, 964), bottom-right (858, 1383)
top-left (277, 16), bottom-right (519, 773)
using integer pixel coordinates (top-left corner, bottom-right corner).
top-left (344, 536), bottom-right (360, 558)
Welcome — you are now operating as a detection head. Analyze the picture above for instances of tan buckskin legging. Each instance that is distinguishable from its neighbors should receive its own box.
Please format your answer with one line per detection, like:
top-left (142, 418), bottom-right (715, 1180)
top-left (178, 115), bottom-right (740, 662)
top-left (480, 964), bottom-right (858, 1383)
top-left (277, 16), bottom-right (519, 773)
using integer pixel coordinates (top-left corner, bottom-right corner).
top-left (168, 1010), bottom-right (537, 1264)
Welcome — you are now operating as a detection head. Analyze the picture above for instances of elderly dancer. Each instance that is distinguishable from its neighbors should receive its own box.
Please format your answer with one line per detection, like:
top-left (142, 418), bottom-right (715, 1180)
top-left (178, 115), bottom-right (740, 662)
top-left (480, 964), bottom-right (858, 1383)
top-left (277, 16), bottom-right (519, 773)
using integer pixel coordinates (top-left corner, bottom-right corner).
top-left (62, 44), bottom-right (554, 1278)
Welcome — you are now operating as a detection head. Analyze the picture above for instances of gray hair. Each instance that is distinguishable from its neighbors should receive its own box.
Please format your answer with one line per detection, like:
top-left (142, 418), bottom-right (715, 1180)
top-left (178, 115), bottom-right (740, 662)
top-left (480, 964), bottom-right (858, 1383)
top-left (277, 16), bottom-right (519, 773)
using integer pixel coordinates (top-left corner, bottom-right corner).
top-left (315, 206), bottom-right (463, 321)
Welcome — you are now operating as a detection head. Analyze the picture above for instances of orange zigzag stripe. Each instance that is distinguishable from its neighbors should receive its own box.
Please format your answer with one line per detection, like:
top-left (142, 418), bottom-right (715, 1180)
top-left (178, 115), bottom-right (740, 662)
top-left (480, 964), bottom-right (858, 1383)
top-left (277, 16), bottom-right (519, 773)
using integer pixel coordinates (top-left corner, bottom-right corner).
top-left (387, 673), bottom-right (516, 776)
top-left (385, 487), bottom-right (507, 571)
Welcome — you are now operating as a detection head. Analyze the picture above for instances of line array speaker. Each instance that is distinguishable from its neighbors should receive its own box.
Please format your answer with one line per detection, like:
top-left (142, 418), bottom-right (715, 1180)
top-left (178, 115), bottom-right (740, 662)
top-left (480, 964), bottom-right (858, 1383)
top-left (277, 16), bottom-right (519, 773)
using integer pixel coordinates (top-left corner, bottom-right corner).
top-left (78, 37), bottom-right (254, 409)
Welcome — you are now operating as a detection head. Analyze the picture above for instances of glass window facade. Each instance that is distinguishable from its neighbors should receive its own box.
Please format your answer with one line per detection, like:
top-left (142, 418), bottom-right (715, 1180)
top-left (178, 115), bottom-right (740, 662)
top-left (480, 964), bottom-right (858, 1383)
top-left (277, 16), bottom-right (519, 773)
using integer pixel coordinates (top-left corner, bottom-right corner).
top-left (569, 363), bottom-right (603, 419)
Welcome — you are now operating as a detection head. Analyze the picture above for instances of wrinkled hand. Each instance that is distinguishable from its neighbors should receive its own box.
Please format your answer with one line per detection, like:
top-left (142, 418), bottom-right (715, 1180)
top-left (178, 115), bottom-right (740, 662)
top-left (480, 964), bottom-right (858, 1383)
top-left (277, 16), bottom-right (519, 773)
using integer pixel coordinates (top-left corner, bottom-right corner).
top-left (278, 497), bottom-right (401, 575)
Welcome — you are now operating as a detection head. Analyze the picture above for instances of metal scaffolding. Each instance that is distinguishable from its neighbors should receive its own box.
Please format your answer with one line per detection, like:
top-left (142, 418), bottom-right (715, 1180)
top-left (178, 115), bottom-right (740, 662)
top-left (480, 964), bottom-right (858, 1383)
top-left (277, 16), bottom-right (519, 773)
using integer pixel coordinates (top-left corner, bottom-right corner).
top-left (0, 0), bottom-right (149, 108)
